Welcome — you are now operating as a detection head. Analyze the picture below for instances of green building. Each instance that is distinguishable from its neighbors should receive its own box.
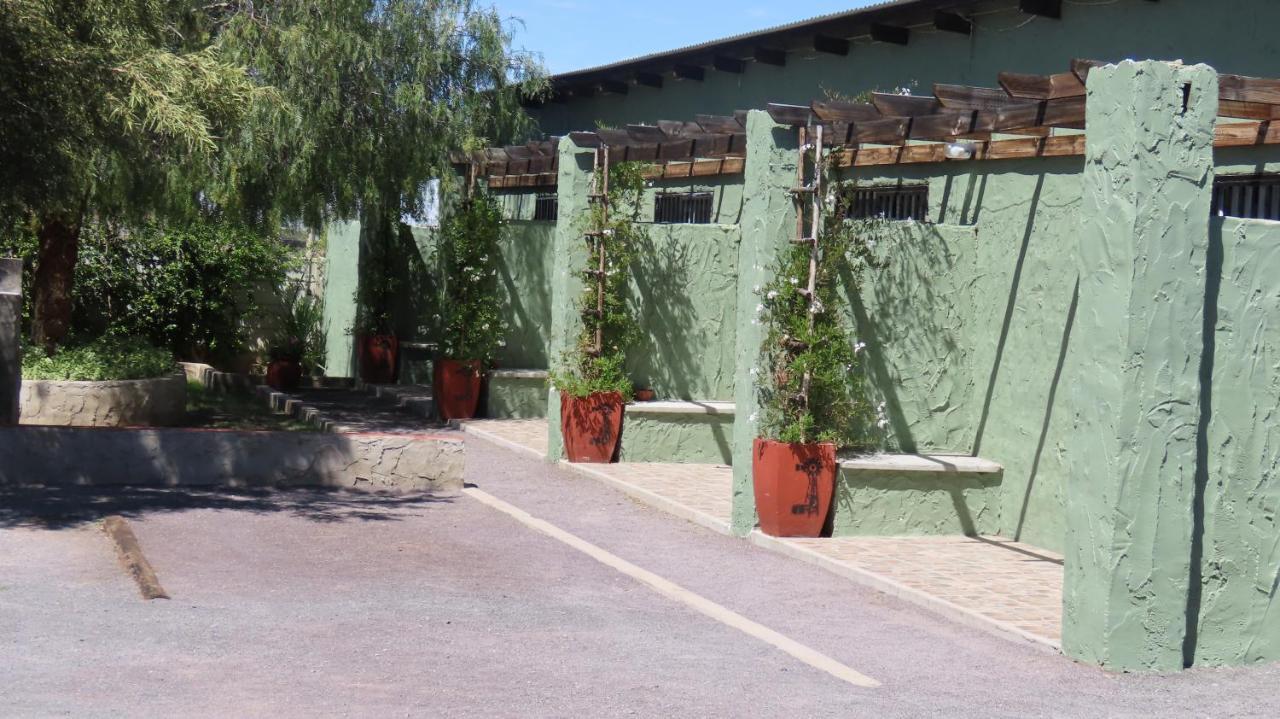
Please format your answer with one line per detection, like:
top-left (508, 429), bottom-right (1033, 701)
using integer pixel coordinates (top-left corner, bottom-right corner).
top-left (323, 0), bottom-right (1280, 672)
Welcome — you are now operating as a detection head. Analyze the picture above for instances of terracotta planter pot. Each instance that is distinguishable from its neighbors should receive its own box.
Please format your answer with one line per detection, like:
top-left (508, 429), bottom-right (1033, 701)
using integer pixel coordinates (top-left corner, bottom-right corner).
top-left (560, 391), bottom-right (624, 463)
top-left (435, 359), bottom-right (483, 420)
top-left (358, 334), bottom-right (398, 384)
top-left (752, 438), bottom-right (837, 538)
top-left (266, 359), bottom-right (303, 392)
top-left (634, 388), bottom-right (656, 402)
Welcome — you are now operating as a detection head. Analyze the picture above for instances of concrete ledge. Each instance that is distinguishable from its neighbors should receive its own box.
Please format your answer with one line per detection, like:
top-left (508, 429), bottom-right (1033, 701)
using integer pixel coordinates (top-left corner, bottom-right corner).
top-left (840, 453), bottom-right (1003, 474)
top-left (486, 370), bottom-right (548, 419)
top-left (0, 426), bottom-right (464, 494)
top-left (20, 372), bottom-right (187, 428)
top-left (489, 369), bottom-right (548, 380)
top-left (181, 362), bottom-right (258, 394)
top-left (626, 400), bottom-right (735, 416)
top-left (361, 383), bottom-right (435, 419)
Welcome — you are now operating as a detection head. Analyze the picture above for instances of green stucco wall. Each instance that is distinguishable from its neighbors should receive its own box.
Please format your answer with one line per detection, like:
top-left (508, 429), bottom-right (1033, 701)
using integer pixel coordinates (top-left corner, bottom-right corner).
top-left (322, 221), bottom-right (361, 378)
top-left (1194, 216), bottom-right (1280, 666)
top-left (629, 223), bottom-right (740, 401)
top-left (1060, 61), bottom-right (1216, 673)
top-left (832, 468), bottom-right (1001, 538)
top-left (533, 0), bottom-right (1280, 136)
top-left (841, 162), bottom-right (1084, 553)
top-left (492, 216), bottom-right (555, 369)
top-left (620, 414), bottom-right (734, 465)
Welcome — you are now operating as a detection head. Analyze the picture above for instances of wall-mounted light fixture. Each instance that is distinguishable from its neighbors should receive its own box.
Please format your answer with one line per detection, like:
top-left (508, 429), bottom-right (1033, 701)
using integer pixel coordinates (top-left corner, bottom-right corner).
top-left (945, 141), bottom-right (977, 160)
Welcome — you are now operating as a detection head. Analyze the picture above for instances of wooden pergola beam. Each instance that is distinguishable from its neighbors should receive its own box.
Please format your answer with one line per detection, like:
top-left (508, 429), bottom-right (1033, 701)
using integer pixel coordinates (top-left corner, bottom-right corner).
top-left (999, 71), bottom-right (1085, 100)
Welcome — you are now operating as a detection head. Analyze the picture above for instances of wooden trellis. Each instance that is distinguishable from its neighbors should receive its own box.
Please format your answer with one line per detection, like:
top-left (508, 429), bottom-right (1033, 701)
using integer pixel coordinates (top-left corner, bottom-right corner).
top-left (473, 113), bottom-right (750, 189)
top-left (765, 59), bottom-right (1280, 167)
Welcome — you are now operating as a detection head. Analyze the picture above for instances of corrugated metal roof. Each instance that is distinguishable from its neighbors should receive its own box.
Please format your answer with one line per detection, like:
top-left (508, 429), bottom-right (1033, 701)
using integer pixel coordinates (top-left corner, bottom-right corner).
top-left (553, 0), bottom-right (961, 81)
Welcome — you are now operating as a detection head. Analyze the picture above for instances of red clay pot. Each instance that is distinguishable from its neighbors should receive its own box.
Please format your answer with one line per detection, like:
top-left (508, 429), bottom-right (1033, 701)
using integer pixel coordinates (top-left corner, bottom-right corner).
top-left (358, 334), bottom-right (398, 384)
top-left (560, 391), bottom-right (624, 463)
top-left (435, 359), bottom-right (483, 420)
top-left (266, 359), bottom-right (303, 392)
top-left (633, 388), bottom-right (656, 402)
top-left (752, 438), bottom-right (837, 538)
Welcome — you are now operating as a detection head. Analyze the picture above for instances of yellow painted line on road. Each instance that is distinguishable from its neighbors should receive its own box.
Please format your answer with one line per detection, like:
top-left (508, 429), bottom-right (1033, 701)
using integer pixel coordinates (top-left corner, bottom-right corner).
top-left (463, 487), bottom-right (881, 689)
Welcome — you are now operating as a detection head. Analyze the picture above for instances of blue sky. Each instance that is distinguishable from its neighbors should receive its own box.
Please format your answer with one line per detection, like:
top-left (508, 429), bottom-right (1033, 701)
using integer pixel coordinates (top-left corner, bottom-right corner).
top-left (492, 1), bottom-right (882, 75)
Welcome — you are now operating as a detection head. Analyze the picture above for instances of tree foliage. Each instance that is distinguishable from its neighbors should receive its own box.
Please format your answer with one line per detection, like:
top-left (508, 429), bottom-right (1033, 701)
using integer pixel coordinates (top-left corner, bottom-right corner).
top-left (0, 0), bottom-right (546, 349)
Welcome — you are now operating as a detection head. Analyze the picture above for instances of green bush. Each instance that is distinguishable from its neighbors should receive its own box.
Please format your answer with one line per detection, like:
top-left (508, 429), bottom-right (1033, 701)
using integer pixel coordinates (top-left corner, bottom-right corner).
top-left (72, 219), bottom-right (290, 364)
top-left (22, 336), bottom-right (176, 381)
top-left (437, 192), bottom-right (505, 362)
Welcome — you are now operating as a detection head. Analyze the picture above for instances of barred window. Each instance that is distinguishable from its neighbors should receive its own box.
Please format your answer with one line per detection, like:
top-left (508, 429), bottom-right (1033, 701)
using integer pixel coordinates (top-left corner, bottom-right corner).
top-left (1213, 175), bottom-right (1280, 221)
top-left (533, 193), bottom-right (558, 222)
top-left (843, 185), bottom-right (929, 222)
top-left (654, 192), bottom-right (714, 224)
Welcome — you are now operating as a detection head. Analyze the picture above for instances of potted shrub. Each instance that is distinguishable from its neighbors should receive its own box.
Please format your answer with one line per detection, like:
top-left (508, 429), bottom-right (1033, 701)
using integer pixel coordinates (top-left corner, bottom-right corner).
top-left (272, 280), bottom-right (327, 389)
top-left (752, 161), bottom-right (881, 537)
top-left (435, 192), bottom-right (505, 420)
top-left (266, 337), bottom-right (304, 391)
top-left (550, 159), bottom-right (647, 463)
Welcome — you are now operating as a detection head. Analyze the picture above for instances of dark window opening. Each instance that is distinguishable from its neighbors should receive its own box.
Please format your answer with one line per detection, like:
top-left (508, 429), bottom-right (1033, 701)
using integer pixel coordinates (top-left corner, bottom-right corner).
top-left (841, 185), bottom-right (929, 222)
top-left (1213, 175), bottom-right (1280, 221)
top-left (654, 192), bottom-right (714, 224)
top-left (533, 193), bottom-right (558, 222)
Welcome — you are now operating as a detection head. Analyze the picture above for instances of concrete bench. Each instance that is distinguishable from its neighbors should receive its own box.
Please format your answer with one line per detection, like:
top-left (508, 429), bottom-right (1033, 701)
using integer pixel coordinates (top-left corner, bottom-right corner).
top-left (622, 400), bottom-right (735, 465)
top-left (486, 369), bottom-right (548, 419)
top-left (834, 453), bottom-right (1005, 538)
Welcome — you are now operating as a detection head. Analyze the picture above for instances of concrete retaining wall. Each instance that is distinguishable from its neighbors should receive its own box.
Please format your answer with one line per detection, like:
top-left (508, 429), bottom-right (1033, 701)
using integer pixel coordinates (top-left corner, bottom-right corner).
top-left (20, 372), bottom-right (187, 427)
top-left (0, 427), bottom-right (464, 494)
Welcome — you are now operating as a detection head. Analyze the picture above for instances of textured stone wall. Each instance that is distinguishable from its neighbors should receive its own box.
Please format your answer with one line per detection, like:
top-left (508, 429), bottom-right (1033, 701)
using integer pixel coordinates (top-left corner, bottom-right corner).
top-left (0, 427), bottom-right (464, 494)
top-left (1061, 61), bottom-right (1217, 672)
top-left (0, 258), bottom-right (19, 426)
top-left (20, 373), bottom-right (188, 428)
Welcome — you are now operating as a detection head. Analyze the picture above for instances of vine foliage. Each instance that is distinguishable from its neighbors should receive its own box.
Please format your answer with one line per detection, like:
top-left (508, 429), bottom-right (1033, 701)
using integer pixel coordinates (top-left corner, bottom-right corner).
top-left (756, 151), bottom-right (886, 447)
top-left (438, 191), bottom-right (506, 362)
top-left (551, 159), bottom-right (649, 398)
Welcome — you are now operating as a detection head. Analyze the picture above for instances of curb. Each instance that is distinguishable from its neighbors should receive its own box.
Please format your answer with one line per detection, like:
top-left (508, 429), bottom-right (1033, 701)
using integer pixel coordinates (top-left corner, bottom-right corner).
top-left (459, 421), bottom-right (1061, 655)
top-left (102, 516), bottom-right (169, 601)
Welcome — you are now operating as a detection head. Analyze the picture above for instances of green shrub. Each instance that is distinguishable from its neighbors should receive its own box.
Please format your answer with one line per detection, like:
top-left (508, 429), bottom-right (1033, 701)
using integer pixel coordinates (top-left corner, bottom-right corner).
top-left (22, 336), bottom-right (176, 381)
top-left (72, 219), bottom-right (290, 364)
top-left (437, 192), bottom-right (505, 362)
top-left (549, 161), bottom-right (648, 399)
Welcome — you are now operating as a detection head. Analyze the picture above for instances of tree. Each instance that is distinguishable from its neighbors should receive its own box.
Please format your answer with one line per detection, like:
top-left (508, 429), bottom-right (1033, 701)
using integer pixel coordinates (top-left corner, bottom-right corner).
top-left (0, 0), bottom-right (545, 351)
top-left (0, 0), bottom-right (261, 351)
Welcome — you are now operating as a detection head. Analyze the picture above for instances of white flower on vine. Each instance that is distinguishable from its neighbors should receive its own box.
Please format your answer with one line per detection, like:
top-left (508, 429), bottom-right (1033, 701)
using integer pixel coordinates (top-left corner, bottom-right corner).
top-left (753, 285), bottom-right (761, 294)
top-left (497, 340), bottom-right (507, 347)
top-left (867, 239), bottom-right (877, 249)
top-left (749, 367), bottom-right (760, 376)
top-left (756, 304), bottom-right (765, 314)
top-left (877, 417), bottom-right (890, 429)
top-left (854, 341), bottom-right (867, 354)
top-left (789, 277), bottom-right (799, 285)
top-left (766, 290), bottom-right (779, 300)
top-left (749, 412), bottom-right (759, 423)
top-left (481, 323), bottom-right (490, 330)
top-left (809, 300), bottom-right (825, 314)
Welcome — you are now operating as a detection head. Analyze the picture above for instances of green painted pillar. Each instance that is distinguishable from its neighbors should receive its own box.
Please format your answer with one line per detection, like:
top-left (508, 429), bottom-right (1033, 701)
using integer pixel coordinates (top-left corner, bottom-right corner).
top-left (322, 220), bottom-right (362, 379)
top-left (1062, 61), bottom-right (1217, 671)
top-left (729, 110), bottom-right (801, 536)
top-left (545, 137), bottom-right (596, 461)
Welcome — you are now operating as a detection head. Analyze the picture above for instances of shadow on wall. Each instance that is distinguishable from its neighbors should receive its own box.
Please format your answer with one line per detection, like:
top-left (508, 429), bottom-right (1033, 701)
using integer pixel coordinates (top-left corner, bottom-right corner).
top-left (494, 223), bottom-right (553, 369)
top-left (391, 224), bottom-right (442, 343)
top-left (628, 225), bottom-right (739, 403)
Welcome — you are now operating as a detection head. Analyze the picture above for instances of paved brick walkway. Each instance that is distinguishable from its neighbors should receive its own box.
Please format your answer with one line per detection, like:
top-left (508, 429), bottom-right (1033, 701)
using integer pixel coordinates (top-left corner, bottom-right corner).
top-left (459, 418), bottom-right (1065, 649)
top-left (784, 536), bottom-right (1064, 645)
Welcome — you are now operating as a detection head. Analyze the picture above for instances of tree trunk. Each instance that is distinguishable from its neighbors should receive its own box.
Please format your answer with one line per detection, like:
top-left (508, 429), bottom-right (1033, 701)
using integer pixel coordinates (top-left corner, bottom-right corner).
top-left (32, 213), bottom-right (82, 353)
